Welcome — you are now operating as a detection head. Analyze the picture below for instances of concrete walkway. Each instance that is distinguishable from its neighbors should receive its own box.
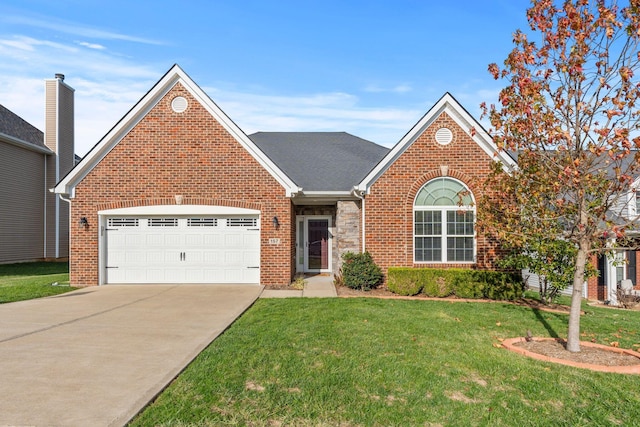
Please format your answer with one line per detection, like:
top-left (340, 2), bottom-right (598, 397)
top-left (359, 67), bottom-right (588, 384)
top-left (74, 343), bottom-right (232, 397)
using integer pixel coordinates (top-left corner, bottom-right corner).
top-left (260, 274), bottom-right (337, 298)
top-left (0, 284), bottom-right (262, 427)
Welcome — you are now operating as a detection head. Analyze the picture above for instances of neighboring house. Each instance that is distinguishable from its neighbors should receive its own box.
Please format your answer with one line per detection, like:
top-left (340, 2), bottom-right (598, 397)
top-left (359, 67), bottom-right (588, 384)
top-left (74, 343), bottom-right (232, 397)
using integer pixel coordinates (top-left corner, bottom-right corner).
top-left (53, 64), bottom-right (514, 288)
top-left (0, 74), bottom-right (74, 263)
top-left (519, 153), bottom-right (640, 303)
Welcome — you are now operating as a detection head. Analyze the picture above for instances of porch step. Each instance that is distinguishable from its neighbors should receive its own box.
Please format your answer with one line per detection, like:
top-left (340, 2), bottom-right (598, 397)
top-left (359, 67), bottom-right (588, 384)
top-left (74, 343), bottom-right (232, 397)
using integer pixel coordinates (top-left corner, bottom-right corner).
top-left (260, 275), bottom-right (337, 298)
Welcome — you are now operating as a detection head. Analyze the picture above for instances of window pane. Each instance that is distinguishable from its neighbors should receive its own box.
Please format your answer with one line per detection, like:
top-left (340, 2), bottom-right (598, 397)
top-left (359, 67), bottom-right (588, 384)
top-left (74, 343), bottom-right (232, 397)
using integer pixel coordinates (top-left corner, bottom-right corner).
top-left (415, 237), bottom-right (441, 262)
top-left (414, 210), bottom-right (441, 236)
top-left (447, 237), bottom-right (474, 262)
top-left (447, 211), bottom-right (474, 236)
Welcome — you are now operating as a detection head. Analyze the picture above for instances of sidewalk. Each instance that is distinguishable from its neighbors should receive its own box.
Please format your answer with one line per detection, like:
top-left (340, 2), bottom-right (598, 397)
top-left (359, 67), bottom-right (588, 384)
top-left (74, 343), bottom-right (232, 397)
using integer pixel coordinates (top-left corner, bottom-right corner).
top-left (260, 274), bottom-right (337, 298)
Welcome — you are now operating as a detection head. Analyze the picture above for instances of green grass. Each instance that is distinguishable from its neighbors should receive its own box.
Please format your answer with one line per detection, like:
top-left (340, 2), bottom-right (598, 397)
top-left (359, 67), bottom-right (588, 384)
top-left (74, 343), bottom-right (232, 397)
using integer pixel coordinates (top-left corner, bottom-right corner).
top-left (131, 298), bottom-right (640, 426)
top-left (0, 261), bottom-right (74, 303)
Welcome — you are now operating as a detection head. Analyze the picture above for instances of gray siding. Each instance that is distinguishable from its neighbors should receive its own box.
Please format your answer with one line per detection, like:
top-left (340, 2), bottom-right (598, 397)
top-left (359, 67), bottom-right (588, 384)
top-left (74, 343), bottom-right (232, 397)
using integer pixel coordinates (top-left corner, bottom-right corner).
top-left (0, 143), bottom-right (46, 262)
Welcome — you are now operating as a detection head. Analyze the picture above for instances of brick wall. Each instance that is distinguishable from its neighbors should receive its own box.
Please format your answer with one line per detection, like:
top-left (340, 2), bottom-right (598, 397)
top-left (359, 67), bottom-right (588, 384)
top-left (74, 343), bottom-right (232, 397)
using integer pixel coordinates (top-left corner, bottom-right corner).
top-left (70, 82), bottom-right (293, 286)
top-left (365, 112), bottom-right (502, 276)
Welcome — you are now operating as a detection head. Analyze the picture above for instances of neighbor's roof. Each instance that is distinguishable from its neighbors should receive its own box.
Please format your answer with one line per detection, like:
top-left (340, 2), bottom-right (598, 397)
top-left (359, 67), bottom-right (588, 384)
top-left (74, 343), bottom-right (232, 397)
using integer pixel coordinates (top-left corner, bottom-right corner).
top-left (0, 104), bottom-right (50, 153)
top-left (249, 132), bottom-right (390, 191)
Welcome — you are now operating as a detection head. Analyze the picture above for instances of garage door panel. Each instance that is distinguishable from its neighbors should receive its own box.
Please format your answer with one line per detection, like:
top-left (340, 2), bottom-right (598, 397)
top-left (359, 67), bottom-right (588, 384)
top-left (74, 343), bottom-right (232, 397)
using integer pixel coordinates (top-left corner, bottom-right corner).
top-left (203, 251), bottom-right (221, 264)
top-left (105, 215), bottom-right (260, 284)
top-left (203, 234), bottom-right (221, 246)
top-left (125, 233), bottom-right (144, 246)
top-left (185, 234), bottom-right (204, 246)
top-left (224, 233), bottom-right (243, 248)
top-left (146, 250), bottom-right (164, 263)
top-left (244, 250), bottom-right (260, 266)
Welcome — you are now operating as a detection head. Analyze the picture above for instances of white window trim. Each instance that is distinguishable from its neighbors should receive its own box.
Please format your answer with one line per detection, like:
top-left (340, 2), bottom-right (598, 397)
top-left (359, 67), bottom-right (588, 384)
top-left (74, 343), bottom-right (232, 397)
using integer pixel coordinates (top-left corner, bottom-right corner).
top-left (413, 178), bottom-right (476, 264)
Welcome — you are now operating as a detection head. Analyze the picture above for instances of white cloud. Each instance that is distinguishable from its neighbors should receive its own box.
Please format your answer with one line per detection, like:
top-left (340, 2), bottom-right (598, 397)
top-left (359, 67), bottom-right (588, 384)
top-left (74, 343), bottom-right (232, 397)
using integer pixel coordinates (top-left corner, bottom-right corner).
top-left (207, 88), bottom-right (422, 147)
top-left (0, 34), bottom-right (161, 155)
top-left (3, 15), bottom-right (164, 45)
top-left (364, 83), bottom-right (413, 94)
top-left (0, 30), bottom-right (424, 156)
top-left (77, 41), bottom-right (106, 50)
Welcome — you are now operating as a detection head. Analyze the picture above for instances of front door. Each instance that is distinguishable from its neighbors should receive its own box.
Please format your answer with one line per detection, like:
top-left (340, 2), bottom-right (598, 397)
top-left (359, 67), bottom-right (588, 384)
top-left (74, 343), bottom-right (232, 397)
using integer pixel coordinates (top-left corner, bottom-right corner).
top-left (296, 216), bottom-right (332, 273)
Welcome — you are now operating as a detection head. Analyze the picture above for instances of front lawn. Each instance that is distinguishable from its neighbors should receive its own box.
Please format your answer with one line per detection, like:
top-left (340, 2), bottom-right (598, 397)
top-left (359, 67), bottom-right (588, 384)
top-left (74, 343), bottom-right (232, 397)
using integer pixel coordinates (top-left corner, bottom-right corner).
top-left (131, 298), bottom-right (640, 426)
top-left (0, 261), bottom-right (74, 303)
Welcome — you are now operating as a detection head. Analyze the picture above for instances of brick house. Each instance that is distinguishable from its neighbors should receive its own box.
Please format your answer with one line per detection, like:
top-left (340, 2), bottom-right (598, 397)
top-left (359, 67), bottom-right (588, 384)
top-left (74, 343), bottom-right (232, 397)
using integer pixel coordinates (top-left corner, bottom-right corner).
top-left (1, 74), bottom-right (74, 263)
top-left (53, 64), bottom-right (517, 287)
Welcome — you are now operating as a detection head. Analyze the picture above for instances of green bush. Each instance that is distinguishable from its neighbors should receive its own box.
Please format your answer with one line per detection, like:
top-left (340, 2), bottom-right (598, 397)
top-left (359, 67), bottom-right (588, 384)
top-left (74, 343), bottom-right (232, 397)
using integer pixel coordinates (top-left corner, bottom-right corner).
top-left (422, 269), bottom-right (456, 297)
top-left (387, 268), bottom-right (423, 296)
top-left (341, 252), bottom-right (383, 291)
top-left (386, 268), bottom-right (524, 300)
top-left (454, 280), bottom-right (485, 299)
top-left (480, 271), bottom-right (524, 300)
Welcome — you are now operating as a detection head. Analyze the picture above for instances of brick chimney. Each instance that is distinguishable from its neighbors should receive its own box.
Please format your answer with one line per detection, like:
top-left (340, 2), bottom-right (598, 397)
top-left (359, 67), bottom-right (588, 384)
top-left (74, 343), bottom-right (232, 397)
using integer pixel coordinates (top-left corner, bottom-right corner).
top-left (44, 74), bottom-right (75, 259)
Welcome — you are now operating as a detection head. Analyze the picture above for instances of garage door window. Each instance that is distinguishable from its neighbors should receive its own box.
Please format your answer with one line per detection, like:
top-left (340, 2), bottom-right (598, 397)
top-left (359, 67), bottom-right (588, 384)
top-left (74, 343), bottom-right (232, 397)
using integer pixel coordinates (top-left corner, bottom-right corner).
top-left (188, 218), bottom-right (218, 227)
top-left (108, 218), bottom-right (139, 227)
top-left (227, 218), bottom-right (258, 227)
top-left (149, 218), bottom-right (178, 227)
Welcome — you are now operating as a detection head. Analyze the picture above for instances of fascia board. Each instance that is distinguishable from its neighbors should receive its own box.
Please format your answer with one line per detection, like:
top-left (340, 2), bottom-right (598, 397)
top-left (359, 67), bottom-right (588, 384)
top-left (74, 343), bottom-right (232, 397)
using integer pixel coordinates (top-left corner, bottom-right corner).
top-left (0, 132), bottom-right (53, 155)
top-left (54, 64), bottom-right (300, 197)
top-left (356, 93), bottom-right (516, 192)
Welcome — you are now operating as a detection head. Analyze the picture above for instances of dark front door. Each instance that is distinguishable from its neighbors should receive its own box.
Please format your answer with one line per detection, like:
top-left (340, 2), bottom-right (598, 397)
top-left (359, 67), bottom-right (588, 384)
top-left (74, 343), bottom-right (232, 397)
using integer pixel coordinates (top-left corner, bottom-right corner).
top-left (307, 219), bottom-right (329, 271)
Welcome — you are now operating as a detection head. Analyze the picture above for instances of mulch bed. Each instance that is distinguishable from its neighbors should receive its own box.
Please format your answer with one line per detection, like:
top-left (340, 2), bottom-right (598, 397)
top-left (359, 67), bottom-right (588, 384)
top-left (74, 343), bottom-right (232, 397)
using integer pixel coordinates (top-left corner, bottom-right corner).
top-left (514, 338), bottom-right (640, 366)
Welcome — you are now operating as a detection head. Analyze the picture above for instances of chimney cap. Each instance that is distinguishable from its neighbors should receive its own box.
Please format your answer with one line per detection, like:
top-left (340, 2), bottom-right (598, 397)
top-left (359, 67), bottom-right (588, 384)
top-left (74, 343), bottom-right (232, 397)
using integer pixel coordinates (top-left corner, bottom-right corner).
top-left (55, 73), bottom-right (65, 81)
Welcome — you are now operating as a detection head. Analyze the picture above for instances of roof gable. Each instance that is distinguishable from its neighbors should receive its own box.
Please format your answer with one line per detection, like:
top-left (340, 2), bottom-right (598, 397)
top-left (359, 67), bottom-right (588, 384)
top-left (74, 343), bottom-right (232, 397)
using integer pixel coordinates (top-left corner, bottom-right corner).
top-left (54, 64), bottom-right (299, 197)
top-left (249, 132), bottom-right (389, 191)
top-left (356, 93), bottom-right (516, 193)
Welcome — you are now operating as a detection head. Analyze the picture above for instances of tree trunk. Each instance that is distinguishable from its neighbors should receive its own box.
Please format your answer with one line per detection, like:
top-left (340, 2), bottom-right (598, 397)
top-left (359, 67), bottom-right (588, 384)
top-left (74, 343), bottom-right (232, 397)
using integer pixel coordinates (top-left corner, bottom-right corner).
top-left (566, 242), bottom-right (589, 352)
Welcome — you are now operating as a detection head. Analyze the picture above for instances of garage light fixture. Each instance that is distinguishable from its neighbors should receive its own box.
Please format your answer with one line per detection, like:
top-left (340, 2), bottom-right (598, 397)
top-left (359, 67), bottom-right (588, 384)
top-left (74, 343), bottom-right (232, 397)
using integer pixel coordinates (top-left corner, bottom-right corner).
top-left (272, 216), bottom-right (280, 229)
top-left (79, 217), bottom-right (89, 229)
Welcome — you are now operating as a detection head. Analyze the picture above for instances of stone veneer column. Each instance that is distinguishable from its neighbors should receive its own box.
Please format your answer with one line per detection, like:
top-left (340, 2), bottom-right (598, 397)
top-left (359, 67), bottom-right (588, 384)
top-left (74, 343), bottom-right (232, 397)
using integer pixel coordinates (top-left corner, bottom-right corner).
top-left (335, 200), bottom-right (361, 271)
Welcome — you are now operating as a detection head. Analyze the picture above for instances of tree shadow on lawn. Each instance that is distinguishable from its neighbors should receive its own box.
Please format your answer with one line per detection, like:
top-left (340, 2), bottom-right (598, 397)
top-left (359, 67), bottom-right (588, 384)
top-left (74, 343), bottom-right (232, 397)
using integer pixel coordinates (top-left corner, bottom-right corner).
top-left (531, 307), bottom-right (561, 338)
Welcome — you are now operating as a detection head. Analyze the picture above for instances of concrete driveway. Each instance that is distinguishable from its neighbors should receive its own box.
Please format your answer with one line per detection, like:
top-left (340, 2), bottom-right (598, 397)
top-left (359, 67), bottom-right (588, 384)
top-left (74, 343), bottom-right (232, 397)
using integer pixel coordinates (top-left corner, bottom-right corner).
top-left (0, 284), bottom-right (263, 426)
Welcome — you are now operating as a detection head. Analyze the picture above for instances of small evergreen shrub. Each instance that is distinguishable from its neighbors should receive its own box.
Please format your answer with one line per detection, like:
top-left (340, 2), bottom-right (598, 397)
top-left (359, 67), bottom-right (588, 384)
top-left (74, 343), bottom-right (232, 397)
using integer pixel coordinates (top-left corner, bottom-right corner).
top-left (386, 268), bottom-right (524, 300)
top-left (387, 268), bottom-right (423, 296)
top-left (341, 251), bottom-right (383, 291)
top-left (454, 280), bottom-right (485, 299)
top-left (421, 269), bottom-right (457, 297)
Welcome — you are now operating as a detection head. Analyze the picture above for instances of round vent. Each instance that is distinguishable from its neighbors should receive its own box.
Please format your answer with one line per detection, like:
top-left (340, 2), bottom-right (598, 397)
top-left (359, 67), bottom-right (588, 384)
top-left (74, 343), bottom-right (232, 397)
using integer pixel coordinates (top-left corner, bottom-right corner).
top-left (171, 96), bottom-right (188, 113)
top-left (435, 127), bottom-right (453, 145)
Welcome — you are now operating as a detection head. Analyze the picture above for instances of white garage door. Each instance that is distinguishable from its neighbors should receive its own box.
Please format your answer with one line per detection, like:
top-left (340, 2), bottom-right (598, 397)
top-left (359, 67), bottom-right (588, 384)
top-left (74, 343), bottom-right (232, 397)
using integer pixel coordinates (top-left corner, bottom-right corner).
top-left (104, 216), bottom-right (260, 284)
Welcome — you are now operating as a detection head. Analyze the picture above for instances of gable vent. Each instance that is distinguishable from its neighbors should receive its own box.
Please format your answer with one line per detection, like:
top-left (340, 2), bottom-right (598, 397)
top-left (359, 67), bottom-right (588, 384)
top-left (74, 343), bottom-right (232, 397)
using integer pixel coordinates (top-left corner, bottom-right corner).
top-left (435, 128), bottom-right (453, 146)
top-left (171, 96), bottom-right (188, 113)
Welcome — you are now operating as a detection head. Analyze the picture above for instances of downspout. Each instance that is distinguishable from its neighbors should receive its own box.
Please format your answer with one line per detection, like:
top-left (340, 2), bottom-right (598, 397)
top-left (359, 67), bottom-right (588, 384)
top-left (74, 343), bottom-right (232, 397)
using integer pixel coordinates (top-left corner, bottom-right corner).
top-left (43, 156), bottom-right (47, 258)
top-left (352, 187), bottom-right (366, 253)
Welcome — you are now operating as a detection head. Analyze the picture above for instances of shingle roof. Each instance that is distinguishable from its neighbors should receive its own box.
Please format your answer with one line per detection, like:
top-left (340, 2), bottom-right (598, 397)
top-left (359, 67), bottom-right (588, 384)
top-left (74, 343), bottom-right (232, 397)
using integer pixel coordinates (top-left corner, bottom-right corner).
top-left (0, 104), bottom-right (45, 148)
top-left (249, 132), bottom-right (390, 191)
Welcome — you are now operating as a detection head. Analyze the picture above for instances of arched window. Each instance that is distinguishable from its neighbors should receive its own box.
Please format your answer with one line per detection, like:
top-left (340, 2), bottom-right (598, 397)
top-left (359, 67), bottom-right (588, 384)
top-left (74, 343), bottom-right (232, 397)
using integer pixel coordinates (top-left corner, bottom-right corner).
top-left (414, 178), bottom-right (475, 263)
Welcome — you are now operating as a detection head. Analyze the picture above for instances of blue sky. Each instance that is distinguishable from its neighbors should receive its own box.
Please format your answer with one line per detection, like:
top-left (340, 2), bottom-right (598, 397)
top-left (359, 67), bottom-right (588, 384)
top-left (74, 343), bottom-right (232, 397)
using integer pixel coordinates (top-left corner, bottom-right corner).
top-left (0, 0), bottom-right (531, 155)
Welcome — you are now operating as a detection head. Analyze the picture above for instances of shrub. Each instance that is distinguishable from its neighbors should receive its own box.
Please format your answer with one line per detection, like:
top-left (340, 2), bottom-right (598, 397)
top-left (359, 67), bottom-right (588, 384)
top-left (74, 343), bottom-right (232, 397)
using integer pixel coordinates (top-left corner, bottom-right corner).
top-left (341, 252), bottom-right (383, 291)
top-left (386, 268), bottom-right (524, 300)
top-left (387, 268), bottom-right (423, 296)
top-left (454, 280), bottom-right (485, 299)
top-left (480, 271), bottom-right (524, 300)
top-left (422, 270), bottom-right (456, 297)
